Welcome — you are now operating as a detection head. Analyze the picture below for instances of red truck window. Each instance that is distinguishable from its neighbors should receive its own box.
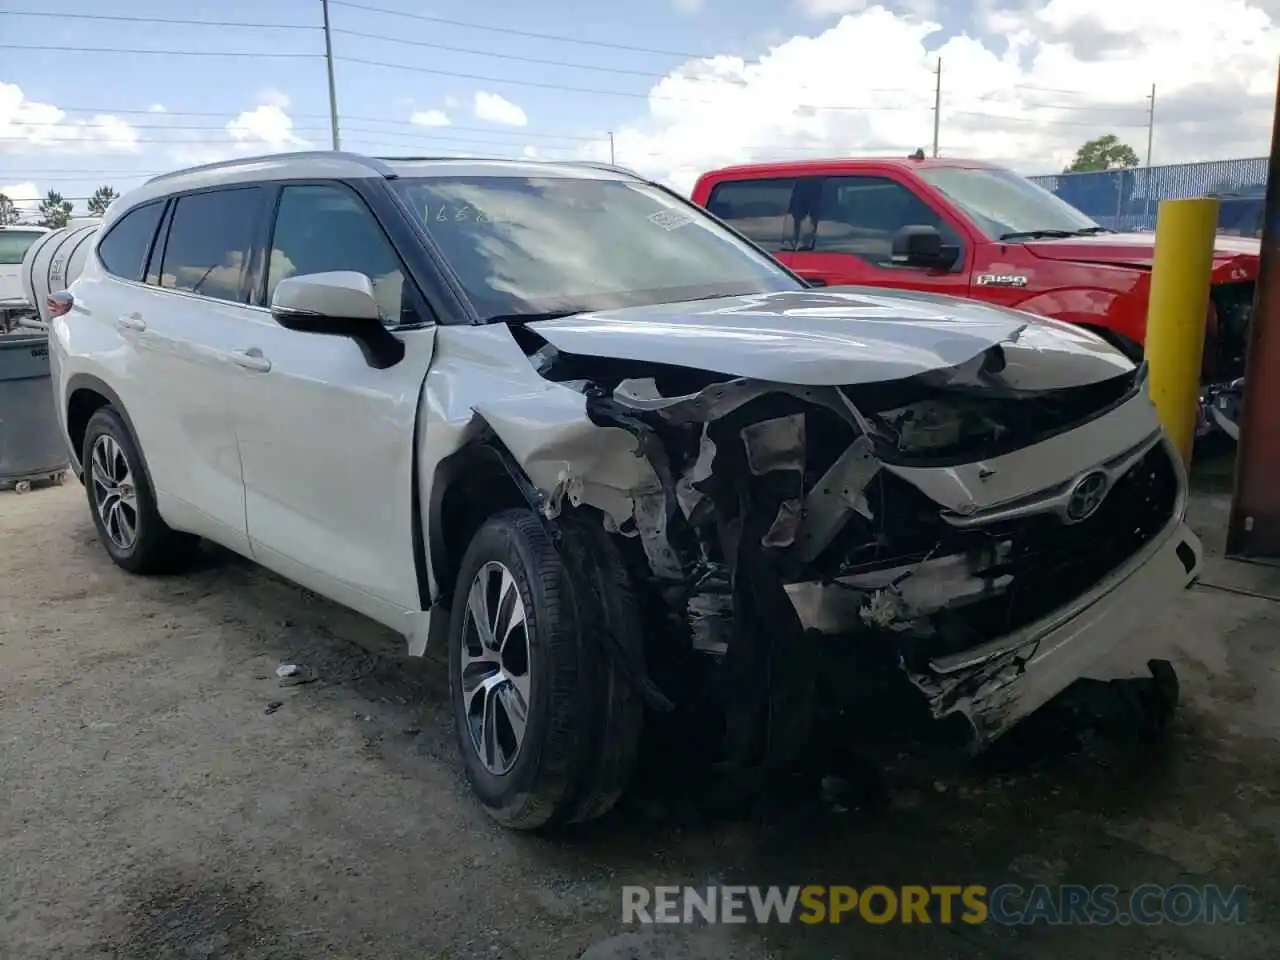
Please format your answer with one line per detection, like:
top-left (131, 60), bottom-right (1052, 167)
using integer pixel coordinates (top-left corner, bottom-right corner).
top-left (706, 178), bottom-right (797, 251)
top-left (812, 176), bottom-right (961, 266)
top-left (708, 173), bottom-right (965, 274)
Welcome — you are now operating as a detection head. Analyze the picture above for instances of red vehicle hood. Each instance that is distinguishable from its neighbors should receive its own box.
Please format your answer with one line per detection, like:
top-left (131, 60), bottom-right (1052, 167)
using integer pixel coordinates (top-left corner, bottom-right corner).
top-left (1023, 232), bottom-right (1260, 281)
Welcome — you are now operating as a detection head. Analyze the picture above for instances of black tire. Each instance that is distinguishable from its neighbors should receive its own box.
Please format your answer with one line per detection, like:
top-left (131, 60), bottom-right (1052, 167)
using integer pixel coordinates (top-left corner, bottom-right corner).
top-left (81, 405), bottom-right (199, 574)
top-left (448, 508), bottom-right (643, 830)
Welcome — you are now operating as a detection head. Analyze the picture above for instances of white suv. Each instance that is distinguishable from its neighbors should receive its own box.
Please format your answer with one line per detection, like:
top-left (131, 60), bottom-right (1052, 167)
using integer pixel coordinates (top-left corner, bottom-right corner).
top-left (48, 151), bottom-right (1203, 829)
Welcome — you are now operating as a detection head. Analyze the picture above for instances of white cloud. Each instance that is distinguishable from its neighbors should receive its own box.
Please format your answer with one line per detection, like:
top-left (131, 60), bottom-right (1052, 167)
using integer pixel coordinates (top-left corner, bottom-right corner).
top-left (411, 109), bottom-right (451, 128)
top-left (798, 0), bottom-right (867, 16)
top-left (0, 82), bottom-right (140, 154)
top-left (166, 91), bottom-right (310, 167)
top-left (148, 104), bottom-right (167, 114)
top-left (473, 91), bottom-right (528, 127)
top-left (0, 181), bottom-right (40, 213)
top-left (445, 95), bottom-right (461, 109)
top-left (257, 88), bottom-right (292, 110)
top-left (581, 0), bottom-right (1280, 194)
top-left (673, 0), bottom-right (706, 11)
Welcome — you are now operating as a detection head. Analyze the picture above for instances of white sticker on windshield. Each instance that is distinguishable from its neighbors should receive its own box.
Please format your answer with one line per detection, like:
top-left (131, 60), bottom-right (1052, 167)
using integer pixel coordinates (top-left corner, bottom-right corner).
top-left (647, 210), bottom-right (694, 231)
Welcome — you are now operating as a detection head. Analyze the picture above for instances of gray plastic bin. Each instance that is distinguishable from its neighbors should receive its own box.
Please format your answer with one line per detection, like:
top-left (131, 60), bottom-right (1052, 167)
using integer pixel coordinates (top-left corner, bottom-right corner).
top-left (0, 331), bottom-right (70, 490)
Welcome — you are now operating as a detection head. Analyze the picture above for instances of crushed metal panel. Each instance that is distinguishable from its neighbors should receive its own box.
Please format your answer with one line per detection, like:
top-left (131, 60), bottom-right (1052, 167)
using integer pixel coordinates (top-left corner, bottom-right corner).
top-left (793, 435), bottom-right (880, 563)
top-left (612, 376), bottom-right (857, 428)
top-left (741, 414), bottom-right (805, 476)
top-left (416, 324), bottom-right (660, 601)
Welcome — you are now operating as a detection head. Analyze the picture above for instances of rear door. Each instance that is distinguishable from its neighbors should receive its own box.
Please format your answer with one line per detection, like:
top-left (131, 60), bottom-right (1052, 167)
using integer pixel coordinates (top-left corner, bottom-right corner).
top-left (228, 181), bottom-right (436, 632)
top-left (118, 186), bottom-right (269, 554)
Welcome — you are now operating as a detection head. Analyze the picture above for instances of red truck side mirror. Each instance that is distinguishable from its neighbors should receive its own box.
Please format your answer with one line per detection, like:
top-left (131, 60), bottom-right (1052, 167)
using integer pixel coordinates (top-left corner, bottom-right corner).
top-left (891, 225), bottom-right (958, 271)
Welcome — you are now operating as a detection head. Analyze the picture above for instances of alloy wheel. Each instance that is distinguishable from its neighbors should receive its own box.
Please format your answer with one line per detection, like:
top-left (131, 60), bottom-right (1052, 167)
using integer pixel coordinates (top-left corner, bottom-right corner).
top-left (89, 434), bottom-right (138, 552)
top-left (459, 561), bottom-right (533, 776)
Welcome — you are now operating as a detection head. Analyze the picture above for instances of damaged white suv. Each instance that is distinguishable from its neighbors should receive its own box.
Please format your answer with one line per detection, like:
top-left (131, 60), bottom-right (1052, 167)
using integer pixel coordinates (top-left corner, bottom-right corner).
top-left (48, 152), bottom-right (1203, 829)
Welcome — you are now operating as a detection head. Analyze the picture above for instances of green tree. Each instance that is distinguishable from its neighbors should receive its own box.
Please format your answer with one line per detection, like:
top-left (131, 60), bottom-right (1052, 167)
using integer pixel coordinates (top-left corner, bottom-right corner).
top-left (87, 184), bottom-right (119, 217)
top-left (1064, 134), bottom-right (1140, 173)
top-left (37, 190), bottom-right (73, 229)
top-left (0, 193), bottom-right (17, 226)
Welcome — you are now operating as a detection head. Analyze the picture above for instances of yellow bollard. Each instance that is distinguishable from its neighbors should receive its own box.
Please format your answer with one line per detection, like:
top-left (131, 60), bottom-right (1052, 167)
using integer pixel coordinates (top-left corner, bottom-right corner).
top-left (1144, 197), bottom-right (1220, 468)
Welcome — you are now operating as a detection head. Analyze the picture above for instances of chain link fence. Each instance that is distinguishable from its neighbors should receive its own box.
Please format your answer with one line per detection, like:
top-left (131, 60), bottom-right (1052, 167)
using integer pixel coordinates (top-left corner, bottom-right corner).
top-left (1028, 158), bottom-right (1269, 234)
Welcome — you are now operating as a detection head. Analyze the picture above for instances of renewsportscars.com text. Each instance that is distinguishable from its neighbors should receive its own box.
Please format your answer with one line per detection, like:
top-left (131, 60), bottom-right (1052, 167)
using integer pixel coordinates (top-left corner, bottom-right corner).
top-left (621, 884), bottom-right (1250, 926)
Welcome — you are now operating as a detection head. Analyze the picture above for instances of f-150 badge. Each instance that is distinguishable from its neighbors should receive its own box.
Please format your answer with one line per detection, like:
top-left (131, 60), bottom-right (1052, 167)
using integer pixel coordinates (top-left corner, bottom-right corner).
top-left (976, 274), bottom-right (1029, 287)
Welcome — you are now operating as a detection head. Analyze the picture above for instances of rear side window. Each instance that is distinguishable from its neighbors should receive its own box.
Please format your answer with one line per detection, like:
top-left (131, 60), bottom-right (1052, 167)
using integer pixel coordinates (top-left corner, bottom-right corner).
top-left (96, 202), bottom-right (164, 280)
top-left (705, 179), bottom-right (795, 251)
top-left (157, 188), bottom-right (264, 303)
top-left (0, 230), bottom-right (45, 266)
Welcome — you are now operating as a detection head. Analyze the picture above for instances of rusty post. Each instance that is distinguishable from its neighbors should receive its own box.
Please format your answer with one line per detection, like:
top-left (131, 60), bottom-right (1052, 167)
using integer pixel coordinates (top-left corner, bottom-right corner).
top-left (1227, 64), bottom-right (1280, 559)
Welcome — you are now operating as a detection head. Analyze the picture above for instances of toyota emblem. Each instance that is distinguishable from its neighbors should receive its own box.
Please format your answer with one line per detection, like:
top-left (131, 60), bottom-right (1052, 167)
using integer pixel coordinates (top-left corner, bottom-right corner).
top-left (1065, 471), bottom-right (1109, 522)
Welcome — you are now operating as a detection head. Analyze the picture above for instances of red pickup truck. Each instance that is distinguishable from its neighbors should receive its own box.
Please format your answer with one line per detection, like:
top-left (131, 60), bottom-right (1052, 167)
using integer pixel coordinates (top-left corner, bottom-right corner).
top-left (690, 156), bottom-right (1260, 384)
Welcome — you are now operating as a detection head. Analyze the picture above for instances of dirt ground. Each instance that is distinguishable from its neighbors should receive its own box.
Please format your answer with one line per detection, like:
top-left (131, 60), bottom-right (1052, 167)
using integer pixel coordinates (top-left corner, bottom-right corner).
top-left (2, 460), bottom-right (1279, 960)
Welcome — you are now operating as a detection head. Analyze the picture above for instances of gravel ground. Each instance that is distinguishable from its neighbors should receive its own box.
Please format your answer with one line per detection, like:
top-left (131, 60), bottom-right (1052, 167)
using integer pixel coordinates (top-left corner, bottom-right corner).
top-left (2, 469), bottom-right (1279, 960)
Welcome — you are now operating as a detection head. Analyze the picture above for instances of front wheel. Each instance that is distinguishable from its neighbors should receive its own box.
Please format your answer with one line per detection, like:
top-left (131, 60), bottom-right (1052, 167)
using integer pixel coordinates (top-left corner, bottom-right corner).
top-left (448, 509), bottom-right (643, 830)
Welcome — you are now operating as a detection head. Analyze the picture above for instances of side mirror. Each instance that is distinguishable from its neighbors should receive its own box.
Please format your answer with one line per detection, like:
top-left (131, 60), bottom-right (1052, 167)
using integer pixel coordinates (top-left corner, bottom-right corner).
top-left (891, 225), bottom-right (959, 270)
top-left (270, 271), bottom-right (404, 368)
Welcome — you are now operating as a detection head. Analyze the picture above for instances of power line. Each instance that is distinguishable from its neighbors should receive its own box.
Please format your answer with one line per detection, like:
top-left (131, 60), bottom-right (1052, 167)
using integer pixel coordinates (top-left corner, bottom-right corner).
top-left (4, 116), bottom-right (598, 142)
top-left (334, 54), bottom-right (929, 110)
top-left (0, 43), bottom-right (319, 58)
top-left (0, 10), bottom-right (320, 30)
top-left (332, 28), bottom-right (749, 85)
top-left (950, 110), bottom-right (1151, 129)
top-left (327, 0), bottom-right (720, 60)
top-left (15, 107), bottom-right (612, 141)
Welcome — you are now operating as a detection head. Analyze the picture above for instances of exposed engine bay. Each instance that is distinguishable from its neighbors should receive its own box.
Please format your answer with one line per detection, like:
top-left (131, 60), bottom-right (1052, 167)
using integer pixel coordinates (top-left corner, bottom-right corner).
top-left (500, 317), bottom-right (1196, 780)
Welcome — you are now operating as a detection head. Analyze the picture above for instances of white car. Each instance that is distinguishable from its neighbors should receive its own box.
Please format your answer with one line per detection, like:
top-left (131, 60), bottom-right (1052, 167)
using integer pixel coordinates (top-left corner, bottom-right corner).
top-left (46, 151), bottom-right (1203, 829)
top-left (1, 224), bottom-right (49, 330)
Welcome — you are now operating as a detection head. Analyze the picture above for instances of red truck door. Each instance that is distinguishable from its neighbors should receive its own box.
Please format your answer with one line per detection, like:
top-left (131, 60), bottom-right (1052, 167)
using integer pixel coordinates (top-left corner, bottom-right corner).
top-left (704, 172), bottom-right (972, 297)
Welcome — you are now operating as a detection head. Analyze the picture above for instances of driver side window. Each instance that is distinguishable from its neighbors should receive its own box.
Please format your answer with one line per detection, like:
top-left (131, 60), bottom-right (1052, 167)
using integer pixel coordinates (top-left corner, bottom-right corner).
top-left (813, 176), bottom-right (962, 269)
top-left (265, 184), bottom-right (418, 327)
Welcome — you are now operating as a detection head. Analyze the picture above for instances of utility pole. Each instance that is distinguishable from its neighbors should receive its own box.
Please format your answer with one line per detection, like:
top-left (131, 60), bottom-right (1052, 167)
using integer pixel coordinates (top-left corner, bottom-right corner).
top-left (1145, 83), bottom-right (1156, 168)
top-left (1143, 83), bottom-right (1156, 222)
top-left (322, 0), bottom-right (341, 150)
top-left (931, 58), bottom-right (942, 158)
top-left (608, 131), bottom-right (615, 165)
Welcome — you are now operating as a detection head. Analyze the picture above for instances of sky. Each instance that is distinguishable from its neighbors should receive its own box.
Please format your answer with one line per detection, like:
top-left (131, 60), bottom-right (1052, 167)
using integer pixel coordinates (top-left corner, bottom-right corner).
top-left (1, 0), bottom-right (1278, 215)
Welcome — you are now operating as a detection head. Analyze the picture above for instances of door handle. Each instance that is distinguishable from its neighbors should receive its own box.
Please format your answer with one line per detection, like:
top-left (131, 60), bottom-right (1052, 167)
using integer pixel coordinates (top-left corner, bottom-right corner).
top-left (231, 348), bottom-right (271, 373)
top-left (117, 314), bottom-right (146, 332)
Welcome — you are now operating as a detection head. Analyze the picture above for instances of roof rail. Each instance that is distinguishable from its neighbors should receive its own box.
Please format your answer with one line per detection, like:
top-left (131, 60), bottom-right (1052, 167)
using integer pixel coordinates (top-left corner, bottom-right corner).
top-left (559, 160), bottom-right (645, 179)
top-left (371, 155), bottom-right (480, 162)
top-left (145, 150), bottom-right (396, 185)
top-left (373, 155), bottom-right (645, 179)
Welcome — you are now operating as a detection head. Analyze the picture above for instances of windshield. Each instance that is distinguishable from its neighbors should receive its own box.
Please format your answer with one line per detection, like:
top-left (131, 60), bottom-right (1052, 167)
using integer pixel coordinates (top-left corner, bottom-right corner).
top-left (0, 230), bottom-right (44, 266)
top-left (392, 175), bottom-right (801, 320)
top-left (916, 166), bottom-right (1101, 240)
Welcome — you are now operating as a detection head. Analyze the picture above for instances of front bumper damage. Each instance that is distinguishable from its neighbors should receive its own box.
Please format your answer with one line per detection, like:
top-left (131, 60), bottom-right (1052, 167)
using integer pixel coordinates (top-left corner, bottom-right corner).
top-left (902, 494), bottom-right (1200, 746)
top-left (514, 327), bottom-right (1203, 770)
top-left (782, 425), bottom-right (1202, 750)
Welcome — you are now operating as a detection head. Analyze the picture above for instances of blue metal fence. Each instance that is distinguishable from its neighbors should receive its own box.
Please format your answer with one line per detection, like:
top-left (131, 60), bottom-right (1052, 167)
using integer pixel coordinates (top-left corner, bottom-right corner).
top-left (1028, 157), bottom-right (1269, 233)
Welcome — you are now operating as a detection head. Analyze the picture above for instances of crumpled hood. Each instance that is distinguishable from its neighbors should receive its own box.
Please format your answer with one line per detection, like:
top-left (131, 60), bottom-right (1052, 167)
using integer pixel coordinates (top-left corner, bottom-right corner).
top-left (1024, 231), bottom-right (1261, 274)
top-left (527, 288), bottom-right (1135, 388)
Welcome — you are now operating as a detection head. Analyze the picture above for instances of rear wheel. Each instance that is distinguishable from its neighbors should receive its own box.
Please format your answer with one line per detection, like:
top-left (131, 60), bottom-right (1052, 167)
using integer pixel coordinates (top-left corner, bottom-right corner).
top-left (448, 509), bottom-right (643, 830)
top-left (82, 406), bottom-right (199, 574)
